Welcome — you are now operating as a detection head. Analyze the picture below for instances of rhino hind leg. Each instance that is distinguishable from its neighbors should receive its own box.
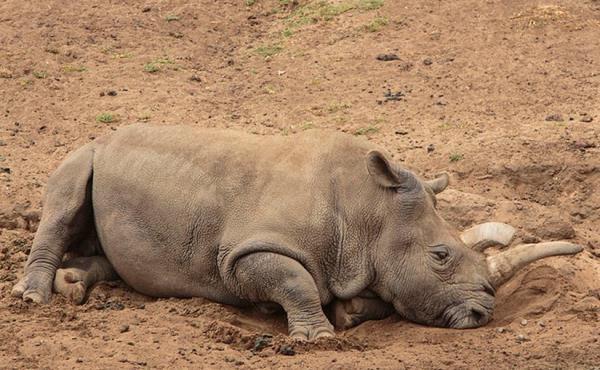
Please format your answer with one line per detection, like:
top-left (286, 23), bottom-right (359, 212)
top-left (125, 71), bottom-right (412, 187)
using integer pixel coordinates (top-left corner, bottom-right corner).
top-left (330, 296), bottom-right (395, 330)
top-left (12, 143), bottom-right (95, 304)
top-left (224, 251), bottom-right (334, 340)
top-left (54, 255), bottom-right (118, 304)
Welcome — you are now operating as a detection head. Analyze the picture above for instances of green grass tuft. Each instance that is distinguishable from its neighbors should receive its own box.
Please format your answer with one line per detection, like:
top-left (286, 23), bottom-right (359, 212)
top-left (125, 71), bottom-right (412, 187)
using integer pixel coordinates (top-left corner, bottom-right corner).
top-left (354, 126), bottom-right (379, 135)
top-left (96, 113), bottom-right (116, 123)
top-left (449, 153), bottom-right (464, 162)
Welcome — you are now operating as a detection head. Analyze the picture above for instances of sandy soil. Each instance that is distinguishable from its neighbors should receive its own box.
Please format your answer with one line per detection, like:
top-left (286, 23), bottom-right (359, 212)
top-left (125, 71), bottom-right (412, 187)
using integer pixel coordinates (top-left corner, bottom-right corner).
top-left (1, 0), bottom-right (599, 368)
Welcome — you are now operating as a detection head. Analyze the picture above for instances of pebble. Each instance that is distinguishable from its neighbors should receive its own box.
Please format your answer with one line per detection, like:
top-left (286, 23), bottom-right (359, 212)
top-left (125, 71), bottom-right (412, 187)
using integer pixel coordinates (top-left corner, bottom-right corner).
top-left (520, 319), bottom-right (528, 326)
top-left (427, 144), bottom-right (435, 153)
top-left (376, 53), bottom-right (399, 61)
top-left (545, 114), bottom-right (564, 122)
top-left (581, 116), bottom-right (593, 123)
top-left (119, 324), bottom-right (130, 333)
top-left (395, 129), bottom-right (409, 135)
top-left (496, 327), bottom-right (505, 333)
top-left (516, 334), bottom-right (529, 343)
top-left (279, 345), bottom-right (295, 356)
top-left (423, 58), bottom-right (433, 65)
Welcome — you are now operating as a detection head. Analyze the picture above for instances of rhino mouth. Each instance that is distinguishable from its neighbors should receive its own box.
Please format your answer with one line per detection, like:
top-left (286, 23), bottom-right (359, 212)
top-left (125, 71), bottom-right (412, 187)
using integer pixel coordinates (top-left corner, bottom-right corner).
top-left (441, 298), bottom-right (494, 329)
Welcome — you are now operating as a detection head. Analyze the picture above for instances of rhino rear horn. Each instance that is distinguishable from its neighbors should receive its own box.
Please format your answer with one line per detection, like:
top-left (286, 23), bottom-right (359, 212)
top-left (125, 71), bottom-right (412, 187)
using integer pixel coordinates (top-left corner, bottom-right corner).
top-left (486, 241), bottom-right (583, 288)
top-left (460, 222), bottom-right (516, 251)
top-left (425, 173), bottom-right (449, 194)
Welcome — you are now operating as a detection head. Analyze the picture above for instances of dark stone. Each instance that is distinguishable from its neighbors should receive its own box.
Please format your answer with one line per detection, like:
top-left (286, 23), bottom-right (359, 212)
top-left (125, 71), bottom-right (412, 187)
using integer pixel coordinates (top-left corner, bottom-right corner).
top-left (376, 54), bottom-right (400, 61)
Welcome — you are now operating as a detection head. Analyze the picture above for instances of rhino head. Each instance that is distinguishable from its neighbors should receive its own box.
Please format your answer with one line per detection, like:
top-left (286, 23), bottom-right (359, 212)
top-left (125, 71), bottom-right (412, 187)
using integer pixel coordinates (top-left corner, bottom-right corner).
top-left (365, 150), bottom-right (582, 328)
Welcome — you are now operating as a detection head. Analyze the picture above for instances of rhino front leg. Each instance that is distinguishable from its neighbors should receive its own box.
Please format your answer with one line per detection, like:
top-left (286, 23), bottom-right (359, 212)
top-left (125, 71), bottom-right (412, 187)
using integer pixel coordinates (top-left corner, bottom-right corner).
top-left (12, 144), bottom-right (95, 303)
top-left (225, 252), bottom-right (334, 340)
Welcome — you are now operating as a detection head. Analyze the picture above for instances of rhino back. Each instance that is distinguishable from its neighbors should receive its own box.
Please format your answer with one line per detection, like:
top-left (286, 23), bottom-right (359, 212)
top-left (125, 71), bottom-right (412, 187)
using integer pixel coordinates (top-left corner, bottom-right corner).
top-left (90, 124), bottom-right (376, 301)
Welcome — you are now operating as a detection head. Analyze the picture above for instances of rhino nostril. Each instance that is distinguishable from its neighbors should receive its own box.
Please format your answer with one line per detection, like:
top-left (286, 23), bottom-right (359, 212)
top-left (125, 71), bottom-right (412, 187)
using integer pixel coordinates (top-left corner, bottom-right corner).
top-left (470, 308), bottom-right (486, 323)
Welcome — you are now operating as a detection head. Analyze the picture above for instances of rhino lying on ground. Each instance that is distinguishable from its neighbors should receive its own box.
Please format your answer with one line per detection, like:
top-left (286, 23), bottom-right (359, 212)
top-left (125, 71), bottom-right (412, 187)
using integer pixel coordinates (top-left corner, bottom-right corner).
top-left (12, 124), bottom-right (582, 339)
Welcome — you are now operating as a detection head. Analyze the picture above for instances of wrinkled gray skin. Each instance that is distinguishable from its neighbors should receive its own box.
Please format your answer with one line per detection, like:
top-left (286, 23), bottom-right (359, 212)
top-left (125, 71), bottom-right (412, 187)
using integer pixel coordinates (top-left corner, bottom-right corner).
top-left (10, 125), bottom-right (569, 339)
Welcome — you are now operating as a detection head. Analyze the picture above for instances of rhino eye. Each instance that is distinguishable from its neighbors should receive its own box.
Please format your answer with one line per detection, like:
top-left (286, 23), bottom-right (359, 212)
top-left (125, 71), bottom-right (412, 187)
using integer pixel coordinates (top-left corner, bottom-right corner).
top-left (430, 245), bottom-right (450, 263)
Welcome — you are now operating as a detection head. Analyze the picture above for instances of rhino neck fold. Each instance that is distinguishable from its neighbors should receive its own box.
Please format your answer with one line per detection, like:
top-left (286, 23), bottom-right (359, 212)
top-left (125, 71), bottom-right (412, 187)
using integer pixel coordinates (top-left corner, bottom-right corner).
top-left (327, 173), bottom-right (377, 299)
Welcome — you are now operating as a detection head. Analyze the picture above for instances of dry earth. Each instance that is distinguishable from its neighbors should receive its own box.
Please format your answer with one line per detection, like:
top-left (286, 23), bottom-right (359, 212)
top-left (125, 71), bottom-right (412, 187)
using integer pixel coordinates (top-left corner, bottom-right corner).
top-left (1, 0), bottom-right (599, 369)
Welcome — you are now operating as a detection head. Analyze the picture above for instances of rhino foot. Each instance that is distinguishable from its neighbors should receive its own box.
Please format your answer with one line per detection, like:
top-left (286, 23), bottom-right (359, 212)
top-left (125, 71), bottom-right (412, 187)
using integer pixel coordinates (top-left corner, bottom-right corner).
top-left (331, 296), bottom-right (395, 330)
top-left (54, 268), bottom-right (88, 304)
top-left (289, 323), bottom-right (335, 340)
top-left (11, 270), bottom-right (53, 304)
top-left (53, 256), bottom-right (118, 305)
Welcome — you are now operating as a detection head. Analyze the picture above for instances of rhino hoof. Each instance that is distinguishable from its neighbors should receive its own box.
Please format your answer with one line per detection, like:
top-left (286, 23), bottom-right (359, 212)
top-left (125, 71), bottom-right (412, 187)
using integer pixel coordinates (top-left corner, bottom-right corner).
top-left (11, 272), bottom-right (52, 304)
top-left (289, 325), bottom-right (335, 341)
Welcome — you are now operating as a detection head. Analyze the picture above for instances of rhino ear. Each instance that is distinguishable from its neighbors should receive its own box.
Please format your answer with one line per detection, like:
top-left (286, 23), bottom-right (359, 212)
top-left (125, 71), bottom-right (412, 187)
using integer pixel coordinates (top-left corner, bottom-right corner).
top-left (366, 150), bottom-right (417, 190)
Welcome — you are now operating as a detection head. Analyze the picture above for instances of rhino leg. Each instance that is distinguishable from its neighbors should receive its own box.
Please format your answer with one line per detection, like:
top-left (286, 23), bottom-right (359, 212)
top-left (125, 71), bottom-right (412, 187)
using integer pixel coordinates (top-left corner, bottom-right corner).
top-left (12, 144), bottom-right (95, 304)
top-left (330, 296), bottom-right (395, 330)
top-left (225, 252), bottom-right (334, 340)
top-left (54, 255), bottom-right (118, 304)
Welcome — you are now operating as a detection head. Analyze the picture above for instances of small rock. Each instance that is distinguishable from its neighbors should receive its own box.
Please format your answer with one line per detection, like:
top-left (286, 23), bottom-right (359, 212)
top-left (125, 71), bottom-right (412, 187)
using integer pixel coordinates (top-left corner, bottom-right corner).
top-left (0, 167), bottom-right (10, 174)
top-left (395, 129), bottom-right (408, 135)
top-left (119, 324), bottom-right (130, 333)
top-left (253, 334), bottom-right (272, 352)
top-left (536, 219), bottom-right (575, 240)
top-left (538, 320), bottom-right (546, 327)
top-left (107, 90), bottom-right (117, 96)
top-left (189, 75), bottom-right (201, 82)
top-left (142, 6), bottom-right (151, 12)
top-left (423, 58), bottom-right (433, 65)
top-left (520, 319), bottom-right (528, 326)
top-left (581, 116), bottom-right (593, 123)
top-left (0, 67), bottom-right (13, 78)
top-left (376, 53), bottom-right (399, 61)
top-left (427, 144), bottom-right (435, 153)
top-left (76, 358), bottom-right (84, 363)
top-left (279, 345), bottom-right (295, 356)
top-left (496, 327), bottom-right (505, 333)
top-left (545, 114), bottom-right (563, 122)
top-left (0, 140), bottom-right (6, 146)
top-left (516, 334), bottom-right (529, 343)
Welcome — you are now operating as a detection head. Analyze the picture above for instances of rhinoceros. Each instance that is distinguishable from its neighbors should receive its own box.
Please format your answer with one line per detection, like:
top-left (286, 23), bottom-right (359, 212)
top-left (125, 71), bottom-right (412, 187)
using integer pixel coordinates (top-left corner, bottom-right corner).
top-left (12, 124), bottom-right (582, 339)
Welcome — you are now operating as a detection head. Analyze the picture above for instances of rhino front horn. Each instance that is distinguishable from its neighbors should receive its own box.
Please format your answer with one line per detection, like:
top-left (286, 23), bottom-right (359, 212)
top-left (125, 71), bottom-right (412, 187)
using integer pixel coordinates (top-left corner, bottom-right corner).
top-left (486, 241), bottom-right (583, 288)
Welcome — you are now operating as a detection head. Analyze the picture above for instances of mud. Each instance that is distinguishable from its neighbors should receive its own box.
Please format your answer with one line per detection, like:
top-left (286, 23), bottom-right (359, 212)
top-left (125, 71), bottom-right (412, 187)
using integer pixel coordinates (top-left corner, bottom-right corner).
top-left (0, 0), bottom-right (599, 368)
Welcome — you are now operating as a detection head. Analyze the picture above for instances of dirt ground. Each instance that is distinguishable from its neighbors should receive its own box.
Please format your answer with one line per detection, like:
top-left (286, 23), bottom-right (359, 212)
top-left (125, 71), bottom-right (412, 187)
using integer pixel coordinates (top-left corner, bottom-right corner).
top-left (1, 0), bottom-right (599, 368)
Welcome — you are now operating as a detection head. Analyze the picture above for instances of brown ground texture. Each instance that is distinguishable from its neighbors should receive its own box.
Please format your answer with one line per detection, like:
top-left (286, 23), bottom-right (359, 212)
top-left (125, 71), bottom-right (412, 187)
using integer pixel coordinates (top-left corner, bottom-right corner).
top-left (1, 0), bottom-right (599, 369)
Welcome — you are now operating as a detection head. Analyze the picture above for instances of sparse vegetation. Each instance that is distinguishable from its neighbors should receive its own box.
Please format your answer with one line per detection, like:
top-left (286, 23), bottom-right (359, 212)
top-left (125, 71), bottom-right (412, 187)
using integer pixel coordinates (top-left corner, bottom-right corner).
top-left (63, 65), bottom-right (87, 73)
top-left (354, 126), bottom-right (379, 135)
top-left (287, 0), bottom-right (385, 29)
top-left (327, 102), bottom-right (352, 114)
top-left (165, 15), bottom-right (179, 22)
top-left (138, 112), bottom-right (152, 122)
top-left (255, 44), bottom-right (283, 57)
top-left (449, 153), bottom-right (464, 162)
top-left (364, 16), bottom-right (388, 32)
top-left (32, 71), bottom-right (47, 79)
top-left (144, 63), bottom-right (160, 73)
top-left (144, 57), bottom-right (176, 73)
top-left (96, 113), bottom-right (116, 123)
top-left (301, 122), bottom-right (316, 130)
top-left (245, 0), bottom-right (256, 5)
top-left (357, 0), bottom-right (384, 10)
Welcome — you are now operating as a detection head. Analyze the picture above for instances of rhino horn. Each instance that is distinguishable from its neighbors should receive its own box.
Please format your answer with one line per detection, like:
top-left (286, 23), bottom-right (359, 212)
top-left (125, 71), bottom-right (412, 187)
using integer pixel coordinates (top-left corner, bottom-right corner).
top-left (486, 241), bottom-right (583, 288)
top-left (460, 222), bottom-right (516, 251)
top-left (425, 172), bottom-right (449, 194)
